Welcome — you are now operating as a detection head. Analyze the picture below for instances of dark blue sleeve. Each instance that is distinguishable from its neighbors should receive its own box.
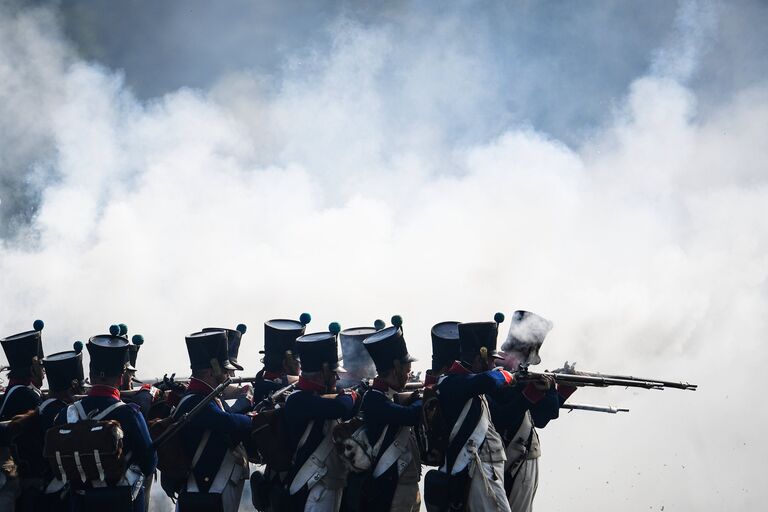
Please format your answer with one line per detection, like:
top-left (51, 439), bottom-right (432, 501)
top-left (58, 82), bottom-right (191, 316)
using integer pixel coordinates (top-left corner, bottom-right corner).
top-left (529, 388), bottom-right (560, 428)
top-left (252, 379), bottom-right (282, 402)
top-left (116, 406), bottom-right (158, 477)
top-left (287, 392), bottom-right (356, 422)
top-left (124, 390), bottom-right (153, 418)
top-left (185, 399), bottom-right (253, 439)
top-left (1, 387), bottom-right (41, 419)
top-left (488, 386), bottom-right (529, 429)
top-left (362, 394), bottom-right (422, 427)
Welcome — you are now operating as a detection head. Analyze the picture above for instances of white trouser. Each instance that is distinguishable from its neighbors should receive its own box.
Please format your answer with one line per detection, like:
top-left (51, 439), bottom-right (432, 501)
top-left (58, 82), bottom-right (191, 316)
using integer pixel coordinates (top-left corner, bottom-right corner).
top-left (467, 460), bottom-right (511, 512)
top-left (390, 482), bottom-right (420, 512)
top-left (507, 458), bottom-right (539, 512)
top-left (304, 481), bottom-right (342, 512)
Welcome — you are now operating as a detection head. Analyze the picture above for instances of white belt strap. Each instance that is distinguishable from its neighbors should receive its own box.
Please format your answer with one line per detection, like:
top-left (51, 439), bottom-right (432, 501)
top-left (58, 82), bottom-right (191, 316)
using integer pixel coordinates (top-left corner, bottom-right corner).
top-left (55, 451), bottom-right (67, 484)
top-left (38, 398), bottom-right (58, 415)
top-left (93, 401), bottom-right (126, 420)
top-left (74, 451), bottom-right (87, 482)
top-left (373, 426), bottom-right (413, 478)
top-left (185, 430), bottom-right (212, 493)
top-left (0, 385), bottom-right (21, 418)
top-left (289, 421), bottom-right (337, 495)
top-left (94, 449), bottom-right (105, 482)
top-left (441, 396), bottom-right (491, 475)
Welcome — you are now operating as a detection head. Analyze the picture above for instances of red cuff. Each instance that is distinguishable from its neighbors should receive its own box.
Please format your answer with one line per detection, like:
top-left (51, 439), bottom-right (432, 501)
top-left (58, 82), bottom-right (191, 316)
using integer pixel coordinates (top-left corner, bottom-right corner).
top-left (557, 384), bottom-right (577, 400)
top-left (522, 382), bottom-right (546, 404)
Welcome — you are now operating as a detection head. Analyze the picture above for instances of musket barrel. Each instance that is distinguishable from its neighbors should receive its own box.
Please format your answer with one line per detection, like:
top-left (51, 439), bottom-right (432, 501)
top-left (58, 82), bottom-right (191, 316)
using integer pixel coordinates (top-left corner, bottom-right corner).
top-left (561, 403), bottom-right (630, 414)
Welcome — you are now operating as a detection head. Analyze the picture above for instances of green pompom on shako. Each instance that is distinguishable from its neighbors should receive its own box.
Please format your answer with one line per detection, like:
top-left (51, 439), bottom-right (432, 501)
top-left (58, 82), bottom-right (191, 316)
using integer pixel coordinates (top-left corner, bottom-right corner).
top-left (118, 323), bottom-right (128, 336)
top-left (73, 341), bottom-right (84, 353)
top-left (236, 323), bottom-right (247, 334)
top-left (109, 324), bottom-right (120, 336)
top-left (494, 312), bottom-right (505, 324)
top-left (391, 315), bottom-right (403, 328)
top-left (300, 312), bottom-right (312, 325)
top-left (131, 334), bottom-right (144, 346)
top-left (374, 319), bottom-right (386, 330)
top-left (328, 322), bottom-right (341, 335)
top-left (33, 319), bottom-right (45, 331)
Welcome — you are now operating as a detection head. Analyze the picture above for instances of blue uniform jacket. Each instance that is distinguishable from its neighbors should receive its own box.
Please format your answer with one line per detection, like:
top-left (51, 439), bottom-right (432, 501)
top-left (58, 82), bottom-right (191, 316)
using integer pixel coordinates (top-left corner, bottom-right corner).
top-left (489, 383), bottom-right (561, 434)
top-left (361, 385), bottom-right (422, 457)
top-left (283, 384), bottom-right (355, 472)
top-left (54, 392), bottom-right (157, 478)
top-left (0, 383), bottom-right (43, 478)
top-left (174, 379), bottom-right (252, 492)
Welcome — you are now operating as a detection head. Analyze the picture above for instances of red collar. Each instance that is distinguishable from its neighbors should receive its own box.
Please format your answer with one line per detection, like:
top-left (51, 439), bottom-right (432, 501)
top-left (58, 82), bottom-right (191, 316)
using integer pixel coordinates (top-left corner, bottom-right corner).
top-left (263, 370), bottom-right (285, 381)
top-left (446, 361), bottom-right (472, 376)
top-left (187, 378), bottom-right (215, 394)
top-left (372, 377), bottom-right (391, 392)
top-left (88, 385), bottom-right (121, 400)
top-left (424, 372), bottom-right (439, 386)
top-left (8, 378), bottom-right (32, 387)
top-left (297, 376), bottom-right (326, 394)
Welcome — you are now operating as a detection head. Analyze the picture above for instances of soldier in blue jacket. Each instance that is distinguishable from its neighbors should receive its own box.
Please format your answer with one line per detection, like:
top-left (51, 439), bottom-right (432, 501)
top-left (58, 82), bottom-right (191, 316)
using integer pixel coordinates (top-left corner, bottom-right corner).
top-left (174, 329), bottom-right (254, 511)
top-left (492, 310), bottom-right (577, 512)
top-left (0, 320), bottom-right (46, 511)
top-left (283, 322), bottom-right (358, 512)
top-left (249, 314), bottom-right (309, 511)
top-left (37, 341), bottom-right (87, 510)
top-left (252, 314), bottom-right (311, 403)
top-left (425, 321), bottom-right (461, 387)
top-left (57, 328), bottom-right (158, 512)
top-left (426, 313), bottom-right (515, 512)
top-left (357, 315), bottom-right (422, 512)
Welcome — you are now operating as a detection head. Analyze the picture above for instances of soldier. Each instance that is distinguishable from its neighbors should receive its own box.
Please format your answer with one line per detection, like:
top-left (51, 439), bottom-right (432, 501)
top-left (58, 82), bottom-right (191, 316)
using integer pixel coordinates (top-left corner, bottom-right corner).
top-left (38, 341), bottom-right (87, 510)
top-left (492, 311), bottom-right (576, 512)
top-left (174, 329), bottom-right (253, 511)
top-left (0, 320), bottom-right (46, 511)
top-left (426, 313), bottom-right (515, 512)
top-left (283, 322), bottom-right (359, 512)
top-left (55, 328), bottom-right (157, 511)
top-left (337, 319), bottom-right (385, 389)
top-left (202, 325), bottom-right (253, 413)
top-left (252, 314), bottom-right (311, 402)
top-left (356, 315), bottom-right (422, 512)
top-left (425, 321), bottom-right (461, 386)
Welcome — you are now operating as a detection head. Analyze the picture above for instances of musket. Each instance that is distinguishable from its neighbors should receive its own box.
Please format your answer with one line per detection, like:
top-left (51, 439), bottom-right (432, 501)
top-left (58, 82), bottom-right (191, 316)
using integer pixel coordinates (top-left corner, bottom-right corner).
top-left (253, 381), bottom-right (297, 412)
top-left (151, 377), bottom-right (232, 450)
top-left (578, 371), bottom-right (697, 391)
top-left (561, 403), bottom-right (630, 414)
top-left (515, 365), bottom-right (665, 390)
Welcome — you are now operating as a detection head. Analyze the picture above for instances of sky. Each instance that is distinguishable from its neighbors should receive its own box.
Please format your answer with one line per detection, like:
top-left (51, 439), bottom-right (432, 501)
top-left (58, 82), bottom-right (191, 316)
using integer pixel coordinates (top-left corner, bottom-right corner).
top-left (1, 0), bottom-right (767, 510)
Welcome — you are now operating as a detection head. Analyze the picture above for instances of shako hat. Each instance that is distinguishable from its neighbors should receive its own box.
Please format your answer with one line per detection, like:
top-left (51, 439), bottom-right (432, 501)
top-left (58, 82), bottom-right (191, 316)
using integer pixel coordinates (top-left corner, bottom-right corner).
top-left (262, 313), bottom-right (310, 371)
top-left (430, 321), bottom-right (461, 371)
top-left (458, 313), bottom-right (506, 362)
top-left (42, 341), bottom-right (85, 391)
top-left (87, 326), bottom-right (131, 378)
top-left (339, 320), bottom-right (385, 380)
top-left (0, 320), bottom-right (45, 371)
top-left (203, 324), bottom-right (247, 371)
top-left (185, 329), bottom-right (236, 373)
top-left (126, 333), bottom-right (144, 372)
top-left (296, 322), bottom-right (344, 373)
top-left (363, 315), bottom-right (417, 374)
top-left (501, 310), bottom-right (553, 366)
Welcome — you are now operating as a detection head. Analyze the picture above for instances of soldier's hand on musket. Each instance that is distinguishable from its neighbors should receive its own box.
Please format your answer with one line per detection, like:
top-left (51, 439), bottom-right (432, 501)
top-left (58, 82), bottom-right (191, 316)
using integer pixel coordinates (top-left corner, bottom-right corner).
top-left (532, 373), bottom-right (555, 391)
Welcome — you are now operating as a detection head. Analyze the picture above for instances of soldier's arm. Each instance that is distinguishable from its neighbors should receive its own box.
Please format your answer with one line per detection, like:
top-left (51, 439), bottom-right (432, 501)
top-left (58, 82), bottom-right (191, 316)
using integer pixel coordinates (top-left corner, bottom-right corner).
top-left (488, 386), bottom-right (528, 429)
top-left (363, 393), bottom-right (422, 426)
top-left (527, 388), bottom-right (561, 428)
top-left (191, 400), bottom-right (253, 439)
top-left (460, 368), bottom-right (514, 397)
top-left (8, 387), bottom-right (41, 416)
top-left (299, 392), bottom-right (358, 421)
top-left (119, 407), bottom-right (158, 477)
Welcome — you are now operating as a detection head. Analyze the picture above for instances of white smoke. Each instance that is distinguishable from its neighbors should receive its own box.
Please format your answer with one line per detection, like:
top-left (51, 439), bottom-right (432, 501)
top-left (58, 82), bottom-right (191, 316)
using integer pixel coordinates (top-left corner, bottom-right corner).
top-left (1, 1), bottom-right (767, 511)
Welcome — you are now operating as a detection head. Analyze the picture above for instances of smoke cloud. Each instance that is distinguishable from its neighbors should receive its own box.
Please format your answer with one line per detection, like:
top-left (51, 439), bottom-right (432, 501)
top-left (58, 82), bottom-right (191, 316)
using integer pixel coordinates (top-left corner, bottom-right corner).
top-left (1, 0), bottom-right (766, 510)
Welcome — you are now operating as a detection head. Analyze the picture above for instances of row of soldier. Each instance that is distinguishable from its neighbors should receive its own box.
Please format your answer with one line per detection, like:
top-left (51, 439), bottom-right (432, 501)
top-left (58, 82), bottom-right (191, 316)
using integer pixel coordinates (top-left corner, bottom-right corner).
top-left (0, 311), bottom-right (575, 512)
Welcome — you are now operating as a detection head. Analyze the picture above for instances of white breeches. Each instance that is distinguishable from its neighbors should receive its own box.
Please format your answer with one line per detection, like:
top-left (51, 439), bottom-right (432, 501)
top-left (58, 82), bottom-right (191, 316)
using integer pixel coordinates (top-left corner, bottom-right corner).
top-left (304, 481), bottom-right (342, 512)
top-left (507, 458), bottom-right (539, 512)
top-left (467, 460), bottom-right (511, 512)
